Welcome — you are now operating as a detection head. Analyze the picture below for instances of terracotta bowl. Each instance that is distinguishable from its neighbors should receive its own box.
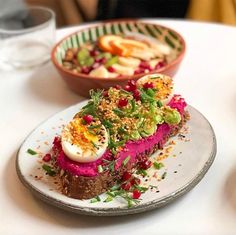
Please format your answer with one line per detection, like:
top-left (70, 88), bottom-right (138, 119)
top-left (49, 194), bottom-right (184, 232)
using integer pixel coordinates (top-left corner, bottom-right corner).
top-left (51, 20), bottom-right (186, 97)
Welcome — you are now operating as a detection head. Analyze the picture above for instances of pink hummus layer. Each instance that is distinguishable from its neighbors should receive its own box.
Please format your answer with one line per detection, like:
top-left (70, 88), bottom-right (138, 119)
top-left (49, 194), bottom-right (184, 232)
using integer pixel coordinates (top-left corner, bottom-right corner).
top-left (56, 95), bottom-right (187, 177)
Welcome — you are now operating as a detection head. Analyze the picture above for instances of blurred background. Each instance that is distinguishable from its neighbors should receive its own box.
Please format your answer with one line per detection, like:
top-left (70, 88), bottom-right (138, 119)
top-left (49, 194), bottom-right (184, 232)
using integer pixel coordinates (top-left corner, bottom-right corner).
top-left (1, 0), bottom-right (236, 28)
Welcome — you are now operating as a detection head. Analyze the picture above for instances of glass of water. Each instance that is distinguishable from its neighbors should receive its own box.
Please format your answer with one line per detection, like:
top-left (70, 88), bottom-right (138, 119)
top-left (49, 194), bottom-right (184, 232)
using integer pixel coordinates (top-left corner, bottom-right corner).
top-left (0, 6), bottom-right (55, 69)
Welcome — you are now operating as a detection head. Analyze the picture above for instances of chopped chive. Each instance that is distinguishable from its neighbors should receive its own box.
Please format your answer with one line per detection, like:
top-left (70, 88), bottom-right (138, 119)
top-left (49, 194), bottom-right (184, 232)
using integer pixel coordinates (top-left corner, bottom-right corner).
top-left (106, 191), bottom-right (116, 197)
top-left (87, 124), bottom-right (102, 129)
top-left (42, 164), bottom-right (56, 176)
top-left (27, 148), bottom-right (37, 155)
top-left (161, 172), bottom-right (167, 179)
top-left (91, 141), bottom-right (99, 149)
top-left (153, 161), bottom-right (164, 170)
top-left (90, 196), bottom-right (101, 203)
top-left (110, 184), bottom-right (120, 191)
top-left (113, 108), bottom-right (125, 117)
top-left (150, 76), bottom-right (161, 79)
top-left (102, 120), bottom-right (113, 128)
top-left (122, 156), bottom-right (130, 166)
top-left (134, 185), bottom-right (148, 193)
top-left (136, 169), bottom-right (147, 176)
top-left (157, 100), bottom-right (163, 108)
top-left (111, 148), bottom-right (117, 155)
top-left (104, 195), bottom-right (113, 202)
top-left (109, 161), bottom-right (115, 172)
top-left (97, 165), bottom-right (104, 173)
top-left (127, 199), bottom-right (133, 208)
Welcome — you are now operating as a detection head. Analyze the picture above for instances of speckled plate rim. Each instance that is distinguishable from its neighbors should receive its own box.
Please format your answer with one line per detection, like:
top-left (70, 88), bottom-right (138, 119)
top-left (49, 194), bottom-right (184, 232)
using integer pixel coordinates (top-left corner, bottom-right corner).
top-left (16, 104), bottom-right (217, 216)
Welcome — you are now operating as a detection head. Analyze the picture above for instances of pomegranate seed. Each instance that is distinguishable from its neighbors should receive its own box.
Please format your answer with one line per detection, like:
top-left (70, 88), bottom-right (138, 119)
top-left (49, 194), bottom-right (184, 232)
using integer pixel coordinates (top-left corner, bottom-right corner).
top-left (143, 82), bottom-right (154, 89)
top-left (83, 114), bottom-right (93, 124)
top-left (107, 66), bottom-right (115, 72)
top-left (118, 98), bottom-right (128, 108)
top-left (81, 66), bottom-right (90, 74)
top-left (103, 90), bottom-right (109, 97)
top-left (121, 182), bottom-right (132, 191)
top-left (139, 61), bottom-right (150, 69)
top-left (113, 85), bottom-right (122, 90)
top-left (134, 68), bottom-right (146, 75)
top-left (140, 160), bottom-right (152, 170)
top-left (52, 136), bottom-right (62, 152)
top-left (131, 177), bottom-right (141, 185)
top-left (127, 80), bottom-right (137, 91)
top-left (124, 85), bottom-right (131, 92)
top-left (133, 89), bottom-right (141, 101)
top-left (155, 61), bottom-right (165, 69)
top-left (122, 172), bottom-right (132, 181)
top-left (90, 50), bottom-right (99, 57)
top-left (132, 189), bottom-right (141, 199)
top-left (100, 57), bottom-right (107, 64)
top-left (53, 136), bottom-right (61, 145)
top-left (95, 58), bottom-right (101, 63)
top-left (43, 153), bottom-right (51, 162)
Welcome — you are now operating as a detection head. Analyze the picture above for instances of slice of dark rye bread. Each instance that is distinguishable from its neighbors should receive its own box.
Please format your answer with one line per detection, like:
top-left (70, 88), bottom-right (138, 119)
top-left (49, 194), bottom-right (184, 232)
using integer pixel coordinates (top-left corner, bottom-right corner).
top-left (55, 111), bottom-right (189, 200)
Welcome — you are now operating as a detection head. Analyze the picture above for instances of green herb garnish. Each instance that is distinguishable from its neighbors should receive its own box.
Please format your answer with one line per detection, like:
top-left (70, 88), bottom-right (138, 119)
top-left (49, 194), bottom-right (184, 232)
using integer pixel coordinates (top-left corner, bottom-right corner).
top-left (81, 90), bottom-right (103, 116)
top-left (157, 100), bottom-right (163, 107)
top-left (27, 148), bottom-right (37, 155)
top-left (122, 156), bottom-right (130, 166)
top-left (102, 120), bottom-right (113, 128)
top-left (113, 108), bottom-right (125, 117)
top-left (153, 162), bottom-right (164, 170)
top-left (134, 185), bottom-right (148, 193)
top-left (90, 196), bottom-right (101, 203)
top-left (136, 169), bottom-right (148, 176)
top-left (104, 195), bottom-right (113, 202)
top-left (97, 165), bottom-right (104, 173)
top-left (42, 164), bottom-right (56, 176)
top-left (87, 124), bottom-right (102, 129)
top-left (103, 159), bottom-right (116, 172)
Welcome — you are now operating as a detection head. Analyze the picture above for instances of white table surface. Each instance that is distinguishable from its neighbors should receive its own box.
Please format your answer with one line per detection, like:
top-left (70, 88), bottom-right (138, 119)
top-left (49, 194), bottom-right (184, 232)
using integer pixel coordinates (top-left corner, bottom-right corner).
top-left (1, 19), bottom-right (236, 235)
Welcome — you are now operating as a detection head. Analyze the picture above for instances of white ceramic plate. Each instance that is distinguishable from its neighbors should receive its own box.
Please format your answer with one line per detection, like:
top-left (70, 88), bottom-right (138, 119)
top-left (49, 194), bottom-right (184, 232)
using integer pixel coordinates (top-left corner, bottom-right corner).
top-left (16, 101), bottom-right (216, 216)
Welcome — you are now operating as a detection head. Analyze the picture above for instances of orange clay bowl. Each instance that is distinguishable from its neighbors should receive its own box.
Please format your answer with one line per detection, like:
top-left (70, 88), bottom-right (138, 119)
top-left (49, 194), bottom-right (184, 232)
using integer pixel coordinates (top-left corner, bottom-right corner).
top-left (51, 20), bottom-right (186, 97)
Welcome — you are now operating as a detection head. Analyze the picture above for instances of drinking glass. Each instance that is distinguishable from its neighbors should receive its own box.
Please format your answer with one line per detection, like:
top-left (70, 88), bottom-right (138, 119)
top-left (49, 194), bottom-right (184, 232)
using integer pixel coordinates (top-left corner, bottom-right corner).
top-left (0, 6), bottom-right (55, 69)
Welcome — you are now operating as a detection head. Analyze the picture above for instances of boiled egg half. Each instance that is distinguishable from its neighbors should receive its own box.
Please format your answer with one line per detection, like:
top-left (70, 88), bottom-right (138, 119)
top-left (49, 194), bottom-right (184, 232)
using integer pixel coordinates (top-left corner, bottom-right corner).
top-left (61, 118), bottom-right (108, 163)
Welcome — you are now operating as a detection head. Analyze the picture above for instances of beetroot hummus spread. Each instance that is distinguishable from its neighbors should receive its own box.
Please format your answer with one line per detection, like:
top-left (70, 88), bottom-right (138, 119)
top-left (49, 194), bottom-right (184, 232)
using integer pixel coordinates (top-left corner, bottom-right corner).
top-left (55, 95), bottom-right (186, 177)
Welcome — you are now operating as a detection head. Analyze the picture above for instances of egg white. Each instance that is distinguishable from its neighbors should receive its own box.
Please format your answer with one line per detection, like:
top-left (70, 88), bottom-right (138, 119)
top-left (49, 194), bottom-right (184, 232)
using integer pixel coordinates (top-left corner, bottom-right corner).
top-left (61, 121), bottom-right (108, 163)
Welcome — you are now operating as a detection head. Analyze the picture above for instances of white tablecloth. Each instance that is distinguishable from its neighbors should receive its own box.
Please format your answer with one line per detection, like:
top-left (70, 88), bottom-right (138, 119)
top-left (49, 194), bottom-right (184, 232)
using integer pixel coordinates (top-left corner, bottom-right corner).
top-left (1, 19), bottom-right (236, 235)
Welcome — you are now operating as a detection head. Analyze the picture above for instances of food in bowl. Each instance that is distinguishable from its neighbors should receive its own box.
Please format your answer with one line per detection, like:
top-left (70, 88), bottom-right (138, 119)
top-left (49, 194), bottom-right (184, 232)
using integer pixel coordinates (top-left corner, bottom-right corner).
top-left (51, 21), bottom-right (186, 97)
top-left (62, 34), bottom-right (171, 78)
top-left (42, 74), bottom-right (189, 206)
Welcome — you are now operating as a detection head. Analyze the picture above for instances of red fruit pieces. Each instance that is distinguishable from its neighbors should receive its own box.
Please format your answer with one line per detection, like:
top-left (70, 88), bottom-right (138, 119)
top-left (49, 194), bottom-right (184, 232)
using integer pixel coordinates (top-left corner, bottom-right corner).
top-left (90, 50), bottom-right (99, 57)
top-left (130, 177), bottom-right (141, 186)
top-left (83, 114), bottom-right (93, 124)
top-left (122, 171), bottom-right (132, 181)
top-left (118, 98), bottom-right (128, 108)
top-left (139, 61), bottom-right (150, 69)
top-left (140, 159), bottom-right (152, 170)
top-left (143, 82), bottom-right (154, 89)
top-left (107, 66), bottom-right (115, 72)
top-left (113, 85), bottom-right (122, 90)
top-left (43, 153), bottom-right (51, 162)
top-left (133, 89), bottom-right (141, 101)
top-left (127, 80), bottom-right (137, 91)
top-left (103, 90), bottom-right (109, 97)
top-left (124, 85), bottom-right (132, 92)
top-left (132, 189), bottom-right (141, 199)
top-left (121, 182), bottom-right (132, 191)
